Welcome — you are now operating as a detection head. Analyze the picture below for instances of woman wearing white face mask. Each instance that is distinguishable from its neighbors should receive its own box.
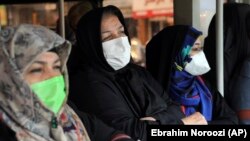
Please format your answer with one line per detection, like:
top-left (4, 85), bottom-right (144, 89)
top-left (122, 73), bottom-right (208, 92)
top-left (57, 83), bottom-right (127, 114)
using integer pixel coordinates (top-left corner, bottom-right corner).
top-left (67, 5), bottom-right (215, 141)
top-left (146, 25), bottom-right (238, 125)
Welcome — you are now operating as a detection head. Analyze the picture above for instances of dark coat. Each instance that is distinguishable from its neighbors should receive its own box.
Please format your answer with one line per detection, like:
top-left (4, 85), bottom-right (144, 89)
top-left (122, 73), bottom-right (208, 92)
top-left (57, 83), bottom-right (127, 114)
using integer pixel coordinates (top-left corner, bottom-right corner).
top-left (69, 102), bottom-right (133, 141)
top-left (204, 3), bottom-right (250, 105)
top-left (69, 64), bottom-right (185, 140)
top-left (0, 121), bottom-right (17, 141)
top-left (229, 57), bottom-right (250, 124)
top-left (205, 80), bottom-right (239, 124)
top-left (204, 3), bottom-right (250, 124)
top-left (68, 6), bottom-right (185, 141)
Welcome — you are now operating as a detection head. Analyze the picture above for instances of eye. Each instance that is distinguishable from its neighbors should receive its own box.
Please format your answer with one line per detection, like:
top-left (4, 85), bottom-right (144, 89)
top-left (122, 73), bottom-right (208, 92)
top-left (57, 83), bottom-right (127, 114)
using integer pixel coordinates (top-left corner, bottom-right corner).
top-left (102, 36), bottom-right (112, 42)
top-left (192, 47), bottom-right (203, 52)
top-left (29, 68), bottom-right (43, 74)
top-left (101, 33), bottom-right (112, 42)
top-left (53, 65), bottom-right (62, 71)
top-left (119, 30), bottom-right (125, 35)
top-left (192, 48), bottom-right (199, 52)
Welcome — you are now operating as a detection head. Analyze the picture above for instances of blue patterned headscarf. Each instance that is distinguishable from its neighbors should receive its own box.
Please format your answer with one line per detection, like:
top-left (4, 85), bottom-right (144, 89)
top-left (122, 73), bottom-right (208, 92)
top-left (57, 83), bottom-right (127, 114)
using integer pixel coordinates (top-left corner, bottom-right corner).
top-left (169, 27), bottom-right (213, 121)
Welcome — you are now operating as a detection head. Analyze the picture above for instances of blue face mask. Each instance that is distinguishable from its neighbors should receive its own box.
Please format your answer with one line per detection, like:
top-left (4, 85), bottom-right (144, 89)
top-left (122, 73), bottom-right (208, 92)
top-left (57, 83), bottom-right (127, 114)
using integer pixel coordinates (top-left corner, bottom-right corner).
top-left (31, 75), bottom-right (66, 114)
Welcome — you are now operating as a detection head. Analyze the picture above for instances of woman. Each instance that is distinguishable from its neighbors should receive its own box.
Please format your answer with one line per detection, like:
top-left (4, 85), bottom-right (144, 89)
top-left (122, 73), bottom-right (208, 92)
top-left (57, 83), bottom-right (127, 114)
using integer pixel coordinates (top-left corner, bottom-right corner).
top-left (146, 25), bottom-right (238, 124)
top-left (66, 1), bottom-right (98, 75)
top-left (68, 5), bottom-right (208, 141)
top-left (0, 24), bottom-right (133, 141)
top-left (204, 3), bottom-right (250, 124)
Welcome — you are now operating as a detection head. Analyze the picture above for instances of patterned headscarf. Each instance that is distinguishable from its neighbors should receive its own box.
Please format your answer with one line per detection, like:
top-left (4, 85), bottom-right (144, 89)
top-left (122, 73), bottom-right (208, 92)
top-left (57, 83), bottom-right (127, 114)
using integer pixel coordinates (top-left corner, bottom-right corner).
top-left (0, 24), bottom-right (90, 141)
top-left (170, 27), bottom-right (213, 121)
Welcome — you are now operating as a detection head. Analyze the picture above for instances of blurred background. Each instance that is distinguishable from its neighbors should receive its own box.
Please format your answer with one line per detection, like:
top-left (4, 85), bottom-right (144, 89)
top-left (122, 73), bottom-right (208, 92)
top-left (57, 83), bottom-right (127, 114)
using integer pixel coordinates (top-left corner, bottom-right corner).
top-left (0, 0), bottom-right (249, 67)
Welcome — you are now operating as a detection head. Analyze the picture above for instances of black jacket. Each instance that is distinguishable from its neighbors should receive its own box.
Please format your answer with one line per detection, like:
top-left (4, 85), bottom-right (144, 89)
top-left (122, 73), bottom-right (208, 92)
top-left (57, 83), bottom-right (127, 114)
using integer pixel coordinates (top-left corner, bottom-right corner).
top-left (69, 64), bottom-right (185, 140)
top-left (229, 57), bottom-right (250, 124)
top-left (0, 121), bottom-right (17, 141)
top-left (205, 80), bottom-right (239, 124)
top-left (204, 3), bottom-right (250, 106)
top-left (69, 102), bottom-right (133, 141)
top-left (204, 3), bottom-right (250, 124)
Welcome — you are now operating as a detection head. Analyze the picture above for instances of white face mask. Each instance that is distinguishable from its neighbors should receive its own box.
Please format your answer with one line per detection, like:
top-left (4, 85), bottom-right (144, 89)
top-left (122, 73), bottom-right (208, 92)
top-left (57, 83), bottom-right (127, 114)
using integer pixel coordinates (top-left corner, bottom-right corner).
top-left (184, 51), bottom-right (211, 76)
top-left (102, 36), bottom-right (131, 70)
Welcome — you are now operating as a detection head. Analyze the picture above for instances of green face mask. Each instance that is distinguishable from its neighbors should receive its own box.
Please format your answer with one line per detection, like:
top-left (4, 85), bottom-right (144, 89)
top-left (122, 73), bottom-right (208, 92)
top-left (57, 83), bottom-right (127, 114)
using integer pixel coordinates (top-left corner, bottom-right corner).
top-left (31, 75), bottom-right (66, 114)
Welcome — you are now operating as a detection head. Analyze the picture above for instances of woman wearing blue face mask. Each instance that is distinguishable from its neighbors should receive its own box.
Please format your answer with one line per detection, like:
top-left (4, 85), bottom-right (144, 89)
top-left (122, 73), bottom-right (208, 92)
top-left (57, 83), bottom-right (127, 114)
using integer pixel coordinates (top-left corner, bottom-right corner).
top-left (0, 24), bottom-right (134, 141)
top-left (146, 25), bottom-right (238, 124)
top-left (67, 5), bottom-right (212, 141)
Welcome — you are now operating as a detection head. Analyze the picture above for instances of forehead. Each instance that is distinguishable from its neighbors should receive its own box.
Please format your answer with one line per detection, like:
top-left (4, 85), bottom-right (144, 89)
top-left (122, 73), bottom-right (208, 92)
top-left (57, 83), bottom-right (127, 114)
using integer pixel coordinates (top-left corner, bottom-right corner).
top-left (193, 36), bottom-right (203, 46)
top-left (194, 38), bottom-right (201, 44)
top-left (101, 14), bottom-right (123, 30)
top-left (35, 52), bottom-right (60, 61)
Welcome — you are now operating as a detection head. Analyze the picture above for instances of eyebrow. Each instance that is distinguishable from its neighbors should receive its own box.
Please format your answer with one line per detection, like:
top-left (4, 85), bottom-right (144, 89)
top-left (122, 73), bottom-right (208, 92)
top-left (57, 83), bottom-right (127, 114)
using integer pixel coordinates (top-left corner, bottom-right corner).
top-left (33, 59), bottom-right (60, 65)
top-left (101, 25), bottom-right (124, 34)
top-left (194, 42), bottom-right (201, 46)
top-left (119, 26), bottom-right (124, 30)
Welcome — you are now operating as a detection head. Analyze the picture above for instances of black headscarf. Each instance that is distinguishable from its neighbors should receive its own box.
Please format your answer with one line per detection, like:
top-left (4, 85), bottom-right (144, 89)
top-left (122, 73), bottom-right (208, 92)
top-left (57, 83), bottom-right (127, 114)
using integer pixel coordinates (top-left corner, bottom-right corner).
top-left (68, 5), bottom-right (130, 74)
top-left (204, 3), bottom-right (250, 101)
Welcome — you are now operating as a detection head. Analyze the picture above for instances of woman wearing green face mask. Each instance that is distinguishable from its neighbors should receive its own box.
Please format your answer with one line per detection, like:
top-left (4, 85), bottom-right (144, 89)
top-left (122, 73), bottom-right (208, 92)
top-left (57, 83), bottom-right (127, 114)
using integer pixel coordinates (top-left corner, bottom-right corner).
top-left (0, 24), bottom-right (133, 141)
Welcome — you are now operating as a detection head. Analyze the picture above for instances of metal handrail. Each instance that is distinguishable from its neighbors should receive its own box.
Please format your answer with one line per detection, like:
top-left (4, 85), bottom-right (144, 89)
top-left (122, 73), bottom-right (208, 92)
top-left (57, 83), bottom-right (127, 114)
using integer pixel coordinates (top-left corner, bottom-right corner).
top-left (216, 0), bottom-right (224, 96)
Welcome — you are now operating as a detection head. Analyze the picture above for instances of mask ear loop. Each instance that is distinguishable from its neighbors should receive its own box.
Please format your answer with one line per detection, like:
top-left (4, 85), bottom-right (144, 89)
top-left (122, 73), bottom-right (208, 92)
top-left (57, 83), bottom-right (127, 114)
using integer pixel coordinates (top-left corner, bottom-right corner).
top-left (174, 62), bottom-right (183, 71)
